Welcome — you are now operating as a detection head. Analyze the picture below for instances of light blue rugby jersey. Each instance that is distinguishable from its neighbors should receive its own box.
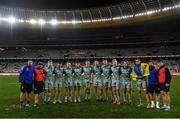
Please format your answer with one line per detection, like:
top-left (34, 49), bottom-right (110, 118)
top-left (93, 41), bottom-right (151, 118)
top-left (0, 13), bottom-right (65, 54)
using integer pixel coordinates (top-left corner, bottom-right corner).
top-left (101, 64), bottom-right (111, 80)
top-left (92, 65), bottom-right (102, 80)
top-left (111, 65), bottom-right (120, 80)
top-left (82, 66), bottom-right (92, 80)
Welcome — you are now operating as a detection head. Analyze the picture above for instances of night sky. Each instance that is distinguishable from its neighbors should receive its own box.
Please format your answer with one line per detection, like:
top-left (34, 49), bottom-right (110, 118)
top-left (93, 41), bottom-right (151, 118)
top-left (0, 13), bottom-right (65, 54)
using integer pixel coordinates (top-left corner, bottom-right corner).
top-left (0, 0), bottom-right (133, 9)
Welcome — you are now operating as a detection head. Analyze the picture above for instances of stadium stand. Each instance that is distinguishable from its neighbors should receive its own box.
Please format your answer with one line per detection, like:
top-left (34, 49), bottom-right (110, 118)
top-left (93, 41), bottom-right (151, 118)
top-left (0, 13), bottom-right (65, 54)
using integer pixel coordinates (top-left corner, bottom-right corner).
top-left (0, 45), bottom-right (179, 58)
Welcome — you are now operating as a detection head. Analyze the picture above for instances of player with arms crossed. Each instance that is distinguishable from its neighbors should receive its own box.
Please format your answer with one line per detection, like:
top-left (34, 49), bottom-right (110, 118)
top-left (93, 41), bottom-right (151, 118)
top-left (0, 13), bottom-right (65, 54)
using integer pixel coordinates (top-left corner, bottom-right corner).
top-left (64, 62), bottom-right (74, 103)
top-left (120, 60), bottom-right (132, 104)
top-left (93, 60), bottom-right (103, 101)
top-left (53, 63), bottom-right (64, 104)
top-left (82, 60), bottom-right (93, 101)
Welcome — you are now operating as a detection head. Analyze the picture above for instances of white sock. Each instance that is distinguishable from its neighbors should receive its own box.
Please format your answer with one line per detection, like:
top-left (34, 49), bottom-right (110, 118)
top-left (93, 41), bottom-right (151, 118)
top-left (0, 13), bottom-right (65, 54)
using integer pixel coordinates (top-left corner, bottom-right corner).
top-left (151, 101), bottom-right (154, 105)
top-left (156, 101), bottom-right (159, 106)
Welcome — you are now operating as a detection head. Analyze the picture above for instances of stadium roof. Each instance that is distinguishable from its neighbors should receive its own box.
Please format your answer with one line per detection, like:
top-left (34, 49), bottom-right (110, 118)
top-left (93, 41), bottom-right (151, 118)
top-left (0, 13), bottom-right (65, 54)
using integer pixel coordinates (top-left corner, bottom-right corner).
top-left (0, 0), bottom-right (132, 10)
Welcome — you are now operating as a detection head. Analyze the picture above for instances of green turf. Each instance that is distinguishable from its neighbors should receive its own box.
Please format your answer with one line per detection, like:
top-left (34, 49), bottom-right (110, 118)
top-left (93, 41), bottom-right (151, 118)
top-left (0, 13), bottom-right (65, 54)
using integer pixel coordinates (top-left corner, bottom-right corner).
top-left (0, 75), bottom-right (180, 118)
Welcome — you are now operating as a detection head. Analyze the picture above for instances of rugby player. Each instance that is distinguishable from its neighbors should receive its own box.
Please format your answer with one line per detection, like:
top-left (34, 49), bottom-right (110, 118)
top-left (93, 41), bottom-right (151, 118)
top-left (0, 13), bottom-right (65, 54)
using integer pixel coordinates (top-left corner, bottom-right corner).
top-left (53, 63), bottom-right (64, 104)
top-left (82, 60), bottom-right (93, 101)
top-left (101, 59), bottom-right (111, 101)
top-left (73, 62), bottom-right (83, 103)
top-left (120, 61), bottom-right (132, 104)
top-left (64, 62), bottom-right (74, 103)
top-left (44, 60), bottom-right (55, 104)
top-left (131, 59), bottom-right (149, 107)
top-left (111, 59), bottom-right (121, 105)
top-left (93, 60), bottom-right (103, 101)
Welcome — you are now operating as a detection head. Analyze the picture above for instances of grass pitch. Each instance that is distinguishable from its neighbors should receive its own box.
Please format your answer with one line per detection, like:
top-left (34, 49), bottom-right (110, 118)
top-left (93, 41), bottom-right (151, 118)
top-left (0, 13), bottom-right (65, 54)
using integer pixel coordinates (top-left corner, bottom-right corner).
top-left (0, 75), bottom-right (180, 118)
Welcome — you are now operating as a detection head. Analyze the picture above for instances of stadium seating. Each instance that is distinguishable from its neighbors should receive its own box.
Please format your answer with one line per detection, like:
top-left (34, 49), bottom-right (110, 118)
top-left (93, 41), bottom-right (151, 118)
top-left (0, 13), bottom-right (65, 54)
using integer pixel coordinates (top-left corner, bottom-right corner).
top-left (0, 45), bottom-right (179, 58)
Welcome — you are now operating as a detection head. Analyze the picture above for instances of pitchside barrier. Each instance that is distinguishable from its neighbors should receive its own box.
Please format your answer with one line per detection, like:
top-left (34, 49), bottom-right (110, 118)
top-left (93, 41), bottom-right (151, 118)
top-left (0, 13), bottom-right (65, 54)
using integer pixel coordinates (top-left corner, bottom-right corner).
top-left (0, 72), bottom-right (180, 76)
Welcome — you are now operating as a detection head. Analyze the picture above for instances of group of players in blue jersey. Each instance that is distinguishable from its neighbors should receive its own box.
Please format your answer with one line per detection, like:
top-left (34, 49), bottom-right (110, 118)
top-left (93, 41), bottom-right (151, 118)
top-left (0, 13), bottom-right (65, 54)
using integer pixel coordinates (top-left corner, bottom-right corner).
top-left (19, 58), bottom-right (172, 111)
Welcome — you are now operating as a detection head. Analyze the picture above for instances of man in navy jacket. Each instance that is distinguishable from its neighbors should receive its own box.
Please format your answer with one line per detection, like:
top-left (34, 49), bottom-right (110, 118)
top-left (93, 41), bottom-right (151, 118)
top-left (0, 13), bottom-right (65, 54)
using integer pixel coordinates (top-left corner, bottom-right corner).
top-left (19, 59), bottom-right (34, 108)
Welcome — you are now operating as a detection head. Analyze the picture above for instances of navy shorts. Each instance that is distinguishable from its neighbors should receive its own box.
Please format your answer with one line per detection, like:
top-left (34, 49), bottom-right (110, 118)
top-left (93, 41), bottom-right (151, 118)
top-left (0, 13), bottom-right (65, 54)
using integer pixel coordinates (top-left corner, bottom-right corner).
top-left (34, 81), bottom-right (44, 94)
top-left (158, 83), bottom-right (170, 92)
top-left (147, 84), bottom-right (159, 94)
top-left (21, 82), bottom-right (33, 93)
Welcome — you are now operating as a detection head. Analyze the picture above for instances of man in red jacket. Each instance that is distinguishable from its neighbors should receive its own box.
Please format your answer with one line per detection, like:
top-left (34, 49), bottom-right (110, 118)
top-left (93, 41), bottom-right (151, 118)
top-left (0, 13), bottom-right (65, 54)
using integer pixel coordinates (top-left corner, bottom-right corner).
top-left (33, 62), bottom-right (45, 107)
top-left (158, 59), bottom-right (172, 111)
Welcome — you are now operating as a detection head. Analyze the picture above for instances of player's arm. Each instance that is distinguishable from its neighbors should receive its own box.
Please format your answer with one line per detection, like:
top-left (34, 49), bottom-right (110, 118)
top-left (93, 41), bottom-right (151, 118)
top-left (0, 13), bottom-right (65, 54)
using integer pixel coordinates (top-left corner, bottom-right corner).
top-left (165, 67), bottom-right (172, 87)
top-left (81, 67), bottom-right (85, 80)
top-left (131, 66), bottom-right (138, 80)
top-left (18, 66), bottom-right (25, 83)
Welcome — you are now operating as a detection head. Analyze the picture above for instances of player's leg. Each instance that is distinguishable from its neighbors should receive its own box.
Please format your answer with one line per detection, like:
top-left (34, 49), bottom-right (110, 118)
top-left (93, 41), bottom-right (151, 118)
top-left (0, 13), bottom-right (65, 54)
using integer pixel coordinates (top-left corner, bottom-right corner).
top-left (161, 90), bottom-right (167, 109)
top-left (47, 82), bottom-right (53, 103)
top-left (143, 80), bottom-right (150, 108)
top-left (94, 81), bottom-right (99, 101)
top-left (164, 86), bottom-right (171, 111)
top-left (57, 84), bottom-right (62, 103)
top-left (148, 85), bottom-right (155, 108)
top-left (87, 81), bottom-right (91, 100)
top-left (104, 81), bottom-right (110, 101)
top-left (68, 82), bottom-right (73, 102)
top-left (165, 92), bottom-right (170, 111)
top-left (110, 86), bottom-right (113, 102)
top-left (77, 81), bottom-right (81, 102)
top-left (121, 82), bottom-right (126, 103)
top-left (84, 81), bottom-right (88, 100)
top-left (64, 86), bottom-right (68, 102)
top-left (44, 81), bottom-right (48, 103)
top-left (155, 85), bottom-right (160, 109)
top-left (20, 92), bottom-right (26, 108)
top-left (111, 80), bottom-right (117, 103)
top-left (25, 83), bottom-right (33, 107)
top-left (74, 85), bottom-right (77, 103)
top-left (105, 82), bottom-right (108, 100)
top-left (34, 82), bottom-right (43, 107)
top-left (126, 82), bottom-right (132, 104)
top-left (95, 86), bottom-right (99, 101)
top-left (99, 80), bottom-right (103, 101)
top-left (116, 82), bottom-right (120, 105)
top-left (64, 80), bottom-right (68, 102)
top-left (112, 86), bottom-right (117, 104)
top-left (53, 82), bottom-right (57, 104)
top-left (137, 80), bottom-right (143, 106)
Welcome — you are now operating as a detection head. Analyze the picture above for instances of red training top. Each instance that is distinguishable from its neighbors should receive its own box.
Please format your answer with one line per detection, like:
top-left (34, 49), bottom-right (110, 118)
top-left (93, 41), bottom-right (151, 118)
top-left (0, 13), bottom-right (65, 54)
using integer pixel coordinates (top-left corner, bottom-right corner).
top-left (158, 66), bottom-right (166, 84)
top-left (34, 68), bottom-right (45, 82)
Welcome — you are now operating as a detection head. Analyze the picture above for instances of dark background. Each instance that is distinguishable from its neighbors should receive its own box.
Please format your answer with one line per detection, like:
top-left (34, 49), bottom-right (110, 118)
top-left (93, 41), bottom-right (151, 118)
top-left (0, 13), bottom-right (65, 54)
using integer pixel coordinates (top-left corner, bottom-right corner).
top-left (0, 0), bottom-right (132, 9)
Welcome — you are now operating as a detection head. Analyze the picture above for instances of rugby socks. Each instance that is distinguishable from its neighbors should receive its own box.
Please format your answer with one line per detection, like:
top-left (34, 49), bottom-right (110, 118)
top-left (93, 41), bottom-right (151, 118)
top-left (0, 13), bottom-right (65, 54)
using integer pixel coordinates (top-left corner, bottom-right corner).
top-left (47, 93), bottom-right (51, 102)
top-left (85, 90), bottom-right (87, 100)
top-left (87, 88), bottom-right (90, 99)
top-left (44, 92), bottom-right (47, 102)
